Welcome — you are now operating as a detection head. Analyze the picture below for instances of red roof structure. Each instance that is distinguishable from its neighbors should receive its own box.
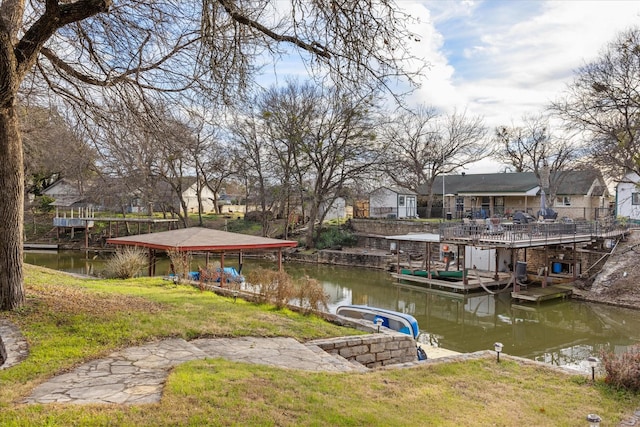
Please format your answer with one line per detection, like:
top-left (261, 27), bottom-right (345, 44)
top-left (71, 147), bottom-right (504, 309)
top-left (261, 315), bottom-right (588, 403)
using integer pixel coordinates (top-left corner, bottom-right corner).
top-left (106, 227), bottom-right (298, 275)
top-left (106, 227), bottom-right (298, 252)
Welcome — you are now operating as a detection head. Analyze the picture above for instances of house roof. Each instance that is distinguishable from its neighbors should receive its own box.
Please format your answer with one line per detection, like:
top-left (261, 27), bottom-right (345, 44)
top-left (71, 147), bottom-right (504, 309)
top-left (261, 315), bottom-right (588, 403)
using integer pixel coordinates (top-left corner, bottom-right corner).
top-left (106, 227), bottom-right (298, 252)
top-left (424, 170), bottom-right (606, 197)
top-left (371, 186), bottom-right (417, 196)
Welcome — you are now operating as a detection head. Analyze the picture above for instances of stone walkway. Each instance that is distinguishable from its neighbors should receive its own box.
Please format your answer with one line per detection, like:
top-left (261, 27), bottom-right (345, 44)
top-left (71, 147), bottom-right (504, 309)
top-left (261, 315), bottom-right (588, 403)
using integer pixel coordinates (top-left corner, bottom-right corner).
top-left (5, 320), bottom-right (640, 425)
top-left (24, 337), bottom-right (366, 405)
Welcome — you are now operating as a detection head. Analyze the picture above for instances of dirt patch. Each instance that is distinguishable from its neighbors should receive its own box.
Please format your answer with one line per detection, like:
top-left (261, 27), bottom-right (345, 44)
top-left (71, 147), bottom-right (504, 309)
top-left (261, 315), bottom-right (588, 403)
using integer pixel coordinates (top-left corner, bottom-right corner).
top-left (24, 282), bottom-right (164, 317)
top-left (573, 230), bottom-right (640, 309)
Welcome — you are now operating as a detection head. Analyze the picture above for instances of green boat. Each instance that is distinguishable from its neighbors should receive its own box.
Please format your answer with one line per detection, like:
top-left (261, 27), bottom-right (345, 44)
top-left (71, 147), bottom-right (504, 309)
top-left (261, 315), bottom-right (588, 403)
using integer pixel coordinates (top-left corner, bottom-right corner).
top-left (400, 269), bottom-right (467, 279)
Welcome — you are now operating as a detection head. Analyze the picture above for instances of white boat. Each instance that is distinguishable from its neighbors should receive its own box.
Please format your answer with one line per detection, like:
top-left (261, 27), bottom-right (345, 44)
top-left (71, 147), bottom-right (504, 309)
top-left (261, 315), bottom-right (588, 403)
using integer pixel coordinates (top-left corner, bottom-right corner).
top-left (336, 305), bottom-right (420, 339)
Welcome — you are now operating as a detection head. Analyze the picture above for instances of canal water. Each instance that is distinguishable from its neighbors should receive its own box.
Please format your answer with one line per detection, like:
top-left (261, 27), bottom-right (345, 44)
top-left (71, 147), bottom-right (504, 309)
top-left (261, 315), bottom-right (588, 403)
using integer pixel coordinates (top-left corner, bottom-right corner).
top-left (24, 250), bottom-right (640, 371)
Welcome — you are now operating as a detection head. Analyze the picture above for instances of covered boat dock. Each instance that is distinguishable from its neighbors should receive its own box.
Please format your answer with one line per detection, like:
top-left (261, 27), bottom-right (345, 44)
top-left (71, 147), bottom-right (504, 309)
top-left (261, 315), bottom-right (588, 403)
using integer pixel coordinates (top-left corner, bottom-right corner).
top-left (385, 221), bottom-right (628, 299)
top-left (106, 227), bottom-right (298, 276)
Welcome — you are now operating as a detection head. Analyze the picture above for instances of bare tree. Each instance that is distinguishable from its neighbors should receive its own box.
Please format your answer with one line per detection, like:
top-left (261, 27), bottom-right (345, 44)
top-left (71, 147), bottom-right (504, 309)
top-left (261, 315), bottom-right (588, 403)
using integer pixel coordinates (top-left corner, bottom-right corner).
top-left (494, 114), bottom-right (579, 202)
top-left (1, 0), bottom-right (425, 310)
top-left (228, 99), bottom-right (274, 236)
top-left (383, 106), bottom-right (490, 217)
top-left (551, 27), bottom-right (640, 180)
top-left (259, 80), bottom-right (317, 238)
top-left (258, 82), bottom-right (383, 248)
top-left (382, 105), bottom-right (440, 192)
top-left (19, 104), bottom-right (96, 196)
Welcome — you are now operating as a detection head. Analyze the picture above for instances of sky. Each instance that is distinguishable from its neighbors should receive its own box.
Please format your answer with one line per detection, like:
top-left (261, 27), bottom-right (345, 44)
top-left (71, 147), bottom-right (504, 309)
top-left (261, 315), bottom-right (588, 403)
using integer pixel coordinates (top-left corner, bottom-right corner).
top-left (262, 1), bottom-right (640, 174)
top-left (401, 0), bottom-right (640, 172)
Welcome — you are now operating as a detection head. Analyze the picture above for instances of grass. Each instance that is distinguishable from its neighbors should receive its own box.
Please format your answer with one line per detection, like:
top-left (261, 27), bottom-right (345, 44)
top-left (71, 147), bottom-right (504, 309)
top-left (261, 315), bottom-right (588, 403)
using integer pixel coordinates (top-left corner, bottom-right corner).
top-left (0, 265), bottom-right (639, 426)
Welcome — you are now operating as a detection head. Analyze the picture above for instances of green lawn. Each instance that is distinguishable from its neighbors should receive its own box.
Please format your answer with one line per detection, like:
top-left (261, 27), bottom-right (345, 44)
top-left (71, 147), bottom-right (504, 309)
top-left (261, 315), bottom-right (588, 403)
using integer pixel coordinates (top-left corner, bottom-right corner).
top-left (0, 265), bottom-right (638, 426)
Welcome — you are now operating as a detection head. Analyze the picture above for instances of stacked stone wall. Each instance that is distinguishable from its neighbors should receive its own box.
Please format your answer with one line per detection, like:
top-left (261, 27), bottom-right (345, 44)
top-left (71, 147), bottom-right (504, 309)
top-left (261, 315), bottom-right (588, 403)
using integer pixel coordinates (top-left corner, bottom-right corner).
top-left (349, 219), bottom-right (438, 236)
top-left (308, 333), bottom-right (417, 368)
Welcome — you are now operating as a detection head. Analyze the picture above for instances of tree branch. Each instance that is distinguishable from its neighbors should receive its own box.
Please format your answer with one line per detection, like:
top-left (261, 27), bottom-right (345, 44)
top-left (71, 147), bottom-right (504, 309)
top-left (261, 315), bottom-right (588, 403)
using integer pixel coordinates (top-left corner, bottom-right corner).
top-left (15, 0), bottom-right (112, 78)
top-left (216, 0), bottom-right (331, 59)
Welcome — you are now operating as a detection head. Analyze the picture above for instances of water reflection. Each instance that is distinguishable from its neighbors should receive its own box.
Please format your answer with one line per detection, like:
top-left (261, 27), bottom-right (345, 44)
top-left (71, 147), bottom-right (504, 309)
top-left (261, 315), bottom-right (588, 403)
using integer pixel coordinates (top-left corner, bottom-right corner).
top-left (25, 250), bottom-right (640, 370)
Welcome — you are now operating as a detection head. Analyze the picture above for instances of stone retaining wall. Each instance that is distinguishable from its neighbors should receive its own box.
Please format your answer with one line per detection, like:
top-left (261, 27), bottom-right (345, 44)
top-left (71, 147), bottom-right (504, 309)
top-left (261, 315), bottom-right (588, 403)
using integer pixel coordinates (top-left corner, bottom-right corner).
top-left (349, 219), bottom-right (438, 236)
top-left (308, 333), bottom-right (417, 368)
top-left (286, 250), bottom-right (393, 269)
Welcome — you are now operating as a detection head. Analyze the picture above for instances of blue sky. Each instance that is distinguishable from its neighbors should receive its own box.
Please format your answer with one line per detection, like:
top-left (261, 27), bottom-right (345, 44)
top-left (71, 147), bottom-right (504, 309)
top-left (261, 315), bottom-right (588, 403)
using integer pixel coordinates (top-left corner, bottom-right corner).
top-left (262, 1), bottom-right (640, 173)
top-left (407, 1), bottom-right (640, 126)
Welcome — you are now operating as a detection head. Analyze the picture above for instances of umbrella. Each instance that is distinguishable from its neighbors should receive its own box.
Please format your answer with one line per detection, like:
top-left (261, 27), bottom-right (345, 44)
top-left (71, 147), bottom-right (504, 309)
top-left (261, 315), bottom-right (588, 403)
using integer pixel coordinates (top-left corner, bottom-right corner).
top-left (539, 189), bottom-right (547, 219)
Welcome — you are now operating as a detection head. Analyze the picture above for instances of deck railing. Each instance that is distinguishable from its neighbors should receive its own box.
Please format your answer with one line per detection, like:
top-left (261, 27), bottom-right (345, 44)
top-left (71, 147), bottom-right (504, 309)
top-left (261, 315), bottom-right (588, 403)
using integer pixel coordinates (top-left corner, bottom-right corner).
top-left (439, 220), bottom-right (627, 246)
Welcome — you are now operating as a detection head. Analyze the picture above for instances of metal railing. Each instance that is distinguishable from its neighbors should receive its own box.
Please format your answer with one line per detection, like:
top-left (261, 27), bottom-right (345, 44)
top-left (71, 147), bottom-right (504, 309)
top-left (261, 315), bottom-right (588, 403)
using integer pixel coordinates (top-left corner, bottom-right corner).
top-left (439, 220), bottom-right (627, 245)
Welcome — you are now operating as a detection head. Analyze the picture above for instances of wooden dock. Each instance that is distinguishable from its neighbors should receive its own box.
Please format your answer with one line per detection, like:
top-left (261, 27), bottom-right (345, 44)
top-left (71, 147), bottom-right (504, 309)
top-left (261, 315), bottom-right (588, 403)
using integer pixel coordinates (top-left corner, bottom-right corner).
top-left (24, 243), bottom-right (58, 250)
top-left (511, 284), bottom-right (572, 303)
top-left (391, 270), bottom-right (512, 292)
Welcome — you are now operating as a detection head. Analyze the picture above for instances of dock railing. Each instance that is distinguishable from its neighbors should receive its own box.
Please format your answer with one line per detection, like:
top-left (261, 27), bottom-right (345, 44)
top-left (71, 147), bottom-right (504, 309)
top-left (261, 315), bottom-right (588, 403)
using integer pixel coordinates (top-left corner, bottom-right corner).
top-left (439, 220), bottom-right (628, 246)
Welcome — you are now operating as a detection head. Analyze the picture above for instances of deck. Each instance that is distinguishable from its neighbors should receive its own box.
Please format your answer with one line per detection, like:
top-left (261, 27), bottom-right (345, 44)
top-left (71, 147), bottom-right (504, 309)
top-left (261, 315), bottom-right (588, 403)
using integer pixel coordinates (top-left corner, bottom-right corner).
top-left (511, 284), bottom-right (573, 303)
top-left (439, 221), bottom-right (627, 248)
top-left (391, 270), bottom-right (512, 292)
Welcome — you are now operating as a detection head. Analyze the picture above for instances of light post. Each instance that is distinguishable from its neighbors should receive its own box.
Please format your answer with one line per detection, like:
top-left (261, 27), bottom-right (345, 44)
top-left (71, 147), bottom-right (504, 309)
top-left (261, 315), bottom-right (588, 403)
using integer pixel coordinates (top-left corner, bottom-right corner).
top-left (586, 356), bottom-right (599, 382)
top-left (442, 150), bottom-right (446, 221)
top-left (586, 413), bottom-right (601, 427)
top-left (494, 342), bottom-right (503, 363)
top-left (375, 317), bottom-right (384, 333)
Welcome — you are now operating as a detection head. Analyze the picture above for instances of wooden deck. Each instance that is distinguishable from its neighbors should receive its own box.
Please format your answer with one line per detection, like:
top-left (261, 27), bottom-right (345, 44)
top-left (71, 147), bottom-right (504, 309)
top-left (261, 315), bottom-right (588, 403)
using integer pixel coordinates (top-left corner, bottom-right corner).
top-left (511, 284), bottom-right (573, 303)
top-left (440, 221), bottom-right (628, 248)
top-left (391, 270), bottom-right (512, 292)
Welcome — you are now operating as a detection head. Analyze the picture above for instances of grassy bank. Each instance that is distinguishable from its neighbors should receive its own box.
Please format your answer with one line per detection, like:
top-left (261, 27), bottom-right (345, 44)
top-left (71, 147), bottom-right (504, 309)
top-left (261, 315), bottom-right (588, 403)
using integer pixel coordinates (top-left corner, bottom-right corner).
top-left (0, 265), bottom-right (638, 426)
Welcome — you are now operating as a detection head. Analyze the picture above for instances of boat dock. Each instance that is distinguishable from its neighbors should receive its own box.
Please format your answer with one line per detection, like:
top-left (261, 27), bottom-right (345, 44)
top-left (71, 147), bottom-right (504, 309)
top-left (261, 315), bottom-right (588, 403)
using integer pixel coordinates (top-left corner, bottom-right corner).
top-left (390, 270), bottom-right (512, 292)
top-left (24, 243), bottom-right (58, 250)
top-left (510, 284), bottom-right (573, 304)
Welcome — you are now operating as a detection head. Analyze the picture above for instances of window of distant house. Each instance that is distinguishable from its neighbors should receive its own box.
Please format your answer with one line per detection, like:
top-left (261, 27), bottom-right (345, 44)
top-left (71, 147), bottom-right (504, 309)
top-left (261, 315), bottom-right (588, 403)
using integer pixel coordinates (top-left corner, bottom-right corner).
top-left (556, 196), bottom-right (571, 206)
top-left (632, 193), bottom-right (640, 205)
top-left (398, 196), bottom-right (405, 206)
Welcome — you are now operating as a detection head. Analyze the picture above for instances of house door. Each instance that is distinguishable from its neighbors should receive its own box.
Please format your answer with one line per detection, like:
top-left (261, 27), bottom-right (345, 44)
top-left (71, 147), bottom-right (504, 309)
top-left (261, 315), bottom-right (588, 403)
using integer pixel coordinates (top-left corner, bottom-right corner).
top-left (407, 196), bottom-right (416, 217)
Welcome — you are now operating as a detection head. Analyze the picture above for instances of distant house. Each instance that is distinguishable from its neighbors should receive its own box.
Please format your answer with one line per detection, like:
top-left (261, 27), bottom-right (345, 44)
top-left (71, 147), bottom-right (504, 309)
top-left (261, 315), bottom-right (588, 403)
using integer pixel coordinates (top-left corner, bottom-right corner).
top-left (369, 187), bottom-right (417, 219)
top-left (320, 197), bottom-right (347, 221)
top-left (616, 172), bottom-right (640, 224)
top-left (421, 170), bottom-right (611, 220)
top-left (42, 178), bottom-right (94, 229)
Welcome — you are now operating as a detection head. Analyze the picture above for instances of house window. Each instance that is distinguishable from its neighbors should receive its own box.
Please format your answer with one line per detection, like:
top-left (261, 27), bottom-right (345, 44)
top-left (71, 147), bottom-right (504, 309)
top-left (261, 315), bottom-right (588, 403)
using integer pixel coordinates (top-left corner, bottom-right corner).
top-left (556, 196), bottom-right (571, 206)
top-left (398, 196), bottom-right (405, 206)
top-left (456, 197), bottom-right (464, 213)
top-left (632, 193), bottom-right (640, 205)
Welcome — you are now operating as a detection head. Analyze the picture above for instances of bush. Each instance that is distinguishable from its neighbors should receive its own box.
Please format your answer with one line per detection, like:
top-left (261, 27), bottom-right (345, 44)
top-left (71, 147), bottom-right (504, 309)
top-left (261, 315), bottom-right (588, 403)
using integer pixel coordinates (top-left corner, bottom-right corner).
top-left (103, 247), bottom-right (148, 279)
top-left (245, 268), bottom-right (295, 309)
top-left (244, 210), bottom-right (273, 222)
top-left (296, 275), bottom-right (329, 314)
top-left (315, 226), bottom-right (357, 250)
top-left (166, 249), bottom-right (193, 283)
top-left (601, 345), bottom-right (640, 391)
top-left (36, 195), bottom-right (55, 213)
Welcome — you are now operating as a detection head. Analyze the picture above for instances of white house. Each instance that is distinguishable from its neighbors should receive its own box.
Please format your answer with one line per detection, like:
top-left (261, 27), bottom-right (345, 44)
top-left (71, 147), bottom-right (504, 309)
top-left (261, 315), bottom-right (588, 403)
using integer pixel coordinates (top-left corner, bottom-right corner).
top-left (369, 186), bottom-right (417, 219)
top-left (319, 197), bottom-right (347, 221)
top-left (181, 180), bottom-right (217, 213)
top-left (616, 172), bottom-right (640, 224)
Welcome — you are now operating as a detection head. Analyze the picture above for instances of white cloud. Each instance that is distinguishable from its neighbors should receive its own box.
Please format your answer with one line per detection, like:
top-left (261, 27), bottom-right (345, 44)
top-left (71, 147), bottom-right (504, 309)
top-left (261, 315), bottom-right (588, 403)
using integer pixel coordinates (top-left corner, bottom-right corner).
top-left (411, 0), bottom-right (640, 131)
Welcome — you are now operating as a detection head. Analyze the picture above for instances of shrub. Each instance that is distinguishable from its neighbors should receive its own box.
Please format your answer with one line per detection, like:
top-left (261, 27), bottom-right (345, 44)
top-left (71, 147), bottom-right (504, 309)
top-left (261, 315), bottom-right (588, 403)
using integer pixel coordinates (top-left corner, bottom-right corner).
top-left (103, 247), bottom-right (148, 279)
top-left (296, 275), bottom-right (329, 314)
top-left (36, 195), bottom-right (55, 213)
top-left (166, 249), bottom-right (193, 283)
top-left (245, 268), bottom-right (295, 308)
top-left (244, 210), bottom-right (273, 222)
top-left (315, 226), bottom-right (357, 250)
top-left (601, 344), bottom-right (640, 391)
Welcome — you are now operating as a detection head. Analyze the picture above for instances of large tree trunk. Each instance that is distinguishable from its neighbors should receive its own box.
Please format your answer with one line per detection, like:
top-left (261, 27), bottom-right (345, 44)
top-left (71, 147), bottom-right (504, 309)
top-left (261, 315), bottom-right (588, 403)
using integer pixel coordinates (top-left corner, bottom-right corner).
top-left (0, 104), bottom-right (25, 310)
